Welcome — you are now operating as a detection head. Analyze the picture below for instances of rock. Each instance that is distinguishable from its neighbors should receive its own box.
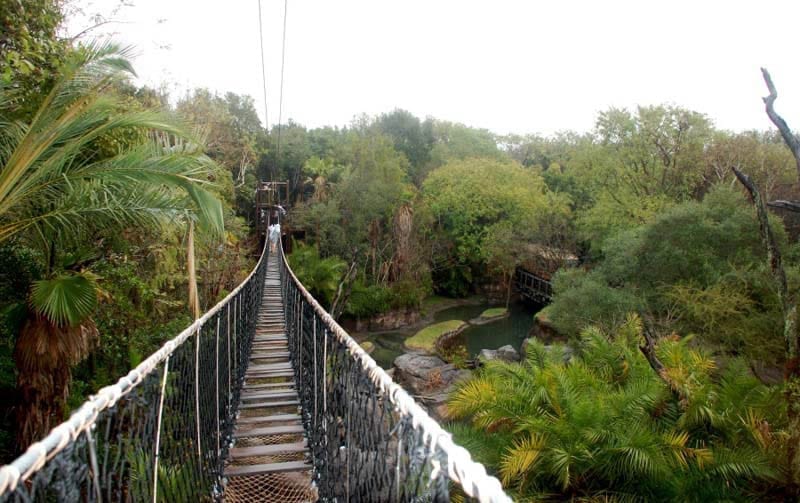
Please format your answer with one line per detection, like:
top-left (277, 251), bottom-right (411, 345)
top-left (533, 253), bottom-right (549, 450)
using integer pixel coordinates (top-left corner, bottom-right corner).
top-left (478, 345), bottom-right (520, 363)
top-left (520, 337), bottom-right (534, 358)
top-left (469, 307), bottom-right (510, 325)
top-left (354, 308), bottom-right (421, 332)
top-left (496, 344), bottom-right (521, 362)
top-left (385, 368), bottom-right (395, 379)
top-left (392, 353), bottom-right (470, 395)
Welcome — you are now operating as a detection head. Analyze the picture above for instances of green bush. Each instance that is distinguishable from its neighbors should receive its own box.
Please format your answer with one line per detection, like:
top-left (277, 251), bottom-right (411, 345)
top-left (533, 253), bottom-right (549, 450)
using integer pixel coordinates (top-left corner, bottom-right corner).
top-left (345, 278), bottom-right (429, 318)
top-left (449, 316), bottom-right (785, 500)
top-left (547, 268), bottom-right (641, 338)
top-left (345, 283), bottom-right (393, 318)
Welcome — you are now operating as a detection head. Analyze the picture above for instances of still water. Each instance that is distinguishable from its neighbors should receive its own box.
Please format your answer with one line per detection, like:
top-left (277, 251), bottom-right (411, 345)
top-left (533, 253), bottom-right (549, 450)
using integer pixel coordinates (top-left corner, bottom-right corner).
top-left (364, 302), bottom-right (538, 369)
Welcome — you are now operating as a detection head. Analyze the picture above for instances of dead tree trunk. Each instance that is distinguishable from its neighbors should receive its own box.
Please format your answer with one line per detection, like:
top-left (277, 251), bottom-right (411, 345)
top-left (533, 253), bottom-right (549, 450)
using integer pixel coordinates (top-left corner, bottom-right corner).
top-left (733, 165), bottom-right (800, 496)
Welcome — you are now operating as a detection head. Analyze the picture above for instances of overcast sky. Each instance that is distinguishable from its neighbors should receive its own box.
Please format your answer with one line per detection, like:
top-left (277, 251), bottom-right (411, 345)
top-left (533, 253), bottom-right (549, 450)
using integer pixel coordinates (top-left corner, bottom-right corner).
top-left (68, 0), bottom-right (800, 136)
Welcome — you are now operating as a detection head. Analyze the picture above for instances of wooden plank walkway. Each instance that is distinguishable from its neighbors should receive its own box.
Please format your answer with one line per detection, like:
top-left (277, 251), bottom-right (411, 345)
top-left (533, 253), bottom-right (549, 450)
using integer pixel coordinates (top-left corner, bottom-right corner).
top-left (223, 253), bottom-right (316, 502)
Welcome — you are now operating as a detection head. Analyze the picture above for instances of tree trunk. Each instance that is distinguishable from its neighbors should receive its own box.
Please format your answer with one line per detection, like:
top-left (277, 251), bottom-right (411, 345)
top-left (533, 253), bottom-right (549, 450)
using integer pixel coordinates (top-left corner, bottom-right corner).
top-left (733, 166), bottom-right (800, 496)
top-left (187, 220), bottom-right (200, 319)
top-left (505, 270), bottom-right (512, 309)
top-left (14, 316), bottom-right (97, 450)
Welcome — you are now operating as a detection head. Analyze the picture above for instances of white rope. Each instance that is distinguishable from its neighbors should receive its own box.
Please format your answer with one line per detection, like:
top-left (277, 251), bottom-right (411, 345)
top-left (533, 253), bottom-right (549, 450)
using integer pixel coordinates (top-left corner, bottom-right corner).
top-left (313, 318), bottom-right (317, 422)
top-left (153, 356), bottom-right (170, 503)
top-left (195, 326), bottom-right (202, 462)
top-left (215, 315), bottom-right (221, 457)
top-left (279, 244), bottom-right (512, 503)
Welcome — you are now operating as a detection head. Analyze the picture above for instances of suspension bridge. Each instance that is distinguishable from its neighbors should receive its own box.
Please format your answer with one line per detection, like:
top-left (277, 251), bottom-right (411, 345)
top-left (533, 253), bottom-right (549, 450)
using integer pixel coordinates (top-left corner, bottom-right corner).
top-left (0, 204), bottom-right (510, 502)
top-left (515, 267), bottom-right (553, 304)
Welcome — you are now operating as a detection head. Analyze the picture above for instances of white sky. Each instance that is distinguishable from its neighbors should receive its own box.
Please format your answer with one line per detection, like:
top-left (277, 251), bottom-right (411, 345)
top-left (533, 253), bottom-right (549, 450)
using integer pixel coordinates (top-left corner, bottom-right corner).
top-left (68, 0), bottom-right (800, 136)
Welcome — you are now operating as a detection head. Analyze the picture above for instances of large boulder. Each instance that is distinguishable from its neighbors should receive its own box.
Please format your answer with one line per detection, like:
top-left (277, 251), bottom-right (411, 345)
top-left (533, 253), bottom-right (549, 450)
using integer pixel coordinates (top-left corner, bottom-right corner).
top-left (392, 353), bottom-right (470, 395)
top-left (478, 344), bottom-right (520, 363)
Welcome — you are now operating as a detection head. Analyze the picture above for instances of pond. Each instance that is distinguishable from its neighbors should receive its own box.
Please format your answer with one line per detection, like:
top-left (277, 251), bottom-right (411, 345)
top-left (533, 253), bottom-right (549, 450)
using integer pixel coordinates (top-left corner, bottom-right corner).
top-left (363, 301), bottom-right (540, 369)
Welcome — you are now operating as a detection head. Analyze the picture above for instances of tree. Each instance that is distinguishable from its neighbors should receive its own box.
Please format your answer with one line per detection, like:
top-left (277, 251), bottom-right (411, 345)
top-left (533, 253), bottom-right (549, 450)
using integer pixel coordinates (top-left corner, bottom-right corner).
top-left (176, 89), bottom-right (266, 219)
top-left (730, 68), bottom-right (800, 497)
top-left (422, 158), bottom-right (571, 296)
top-left (0, 0), bottom-right (68, 120)
top-left (595, 105), bottom-right (712, 200)
top-left (0, 42), bottom-right (224, 447)
top-left (548, 186), bottom-right (784, 356)
top-left (373, 108), bottom-right (433, 183)
top-left (572, 105), bottom-right (713, 253)
top-left (426, 120), bottom-right (506, 172)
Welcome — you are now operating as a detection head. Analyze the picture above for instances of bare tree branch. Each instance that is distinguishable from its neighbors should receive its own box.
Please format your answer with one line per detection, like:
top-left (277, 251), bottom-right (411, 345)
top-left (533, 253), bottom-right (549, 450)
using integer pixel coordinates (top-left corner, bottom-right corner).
top-left (761, 68), bottom-right (800, 175)
top-left (639, 326), bottom-right (666, 376)
top-left (767, 200), bottom-right (800, 212)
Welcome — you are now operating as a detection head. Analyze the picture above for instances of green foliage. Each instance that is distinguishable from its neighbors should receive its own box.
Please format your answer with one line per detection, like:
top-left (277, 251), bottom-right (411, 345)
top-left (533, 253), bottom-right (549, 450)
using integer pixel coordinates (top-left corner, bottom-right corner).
top-left (345, 278), bottom-right (429, 318)
top-left (373, 109), bottom-right (433, 183)
top-left (548, 186), bottom-right (785, 363)
top-left (548, 269), bottom-right (642, 338)
top-left (176, 89), bottom-right (266, 220)
top-left (345, 282), bottom-right (393, 317)
top-left (288, 241), bottom-right (345, 307)
top-left (0, 0), bottom-right (68, 119)
top-left (30, 272), bottom-right (98, 327)
top-left (427, 120), bottom-right (506, 169)
top-left (448, 320), bottom-right (784, 500)
top-left (480, 307), bottom-right (507, 319)
top-left (0, 41), bottom-right (225, 255)
top-left (423, 158), bottom-right (571, 296)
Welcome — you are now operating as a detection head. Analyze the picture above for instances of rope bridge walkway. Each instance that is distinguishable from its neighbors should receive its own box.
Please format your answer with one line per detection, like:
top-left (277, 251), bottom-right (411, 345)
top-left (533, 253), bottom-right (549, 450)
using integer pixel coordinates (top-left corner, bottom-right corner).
top-left (0, 232), bottom-right (510, 502)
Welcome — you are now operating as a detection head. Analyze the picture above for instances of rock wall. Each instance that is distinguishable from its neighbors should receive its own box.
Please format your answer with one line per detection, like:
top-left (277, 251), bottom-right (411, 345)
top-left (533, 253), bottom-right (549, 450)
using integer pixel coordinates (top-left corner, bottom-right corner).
top-left (352, 308), bottom-right (422, 332)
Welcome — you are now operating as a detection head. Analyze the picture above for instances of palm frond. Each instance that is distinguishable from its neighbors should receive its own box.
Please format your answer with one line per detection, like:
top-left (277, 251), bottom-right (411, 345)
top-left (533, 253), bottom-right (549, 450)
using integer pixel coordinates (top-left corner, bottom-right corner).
top-left (30, 271), bottom-right (98, 326)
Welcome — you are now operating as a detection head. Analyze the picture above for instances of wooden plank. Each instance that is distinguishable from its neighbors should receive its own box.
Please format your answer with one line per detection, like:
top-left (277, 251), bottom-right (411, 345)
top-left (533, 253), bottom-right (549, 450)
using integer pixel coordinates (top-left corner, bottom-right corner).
top-left (235, 413), bottom-right (300, 424)
top-left (245, 371), bottom-right (294, 378)
top-left (238, 400), bottom-right (299, 409)
top-left (248, 362), bottom-right (292, 371)
top-left (242, 382), bottom-right (295, 390)
top-left (250, 352), bottom-right (291, 359)
top-left (240, 390), bottom-right (298, 401)
top-left (225, 460), bottom-right (310, 477)
top-left (229, 442), bottom-right (307, 458)
top-left (234, 424), bottom-right (304, 437)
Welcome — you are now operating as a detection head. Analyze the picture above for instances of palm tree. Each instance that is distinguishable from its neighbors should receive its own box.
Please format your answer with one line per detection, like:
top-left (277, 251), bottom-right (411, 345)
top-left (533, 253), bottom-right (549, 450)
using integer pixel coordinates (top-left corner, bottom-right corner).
top-left (0, 41), bottom-right (224, 448)
top-left (448, 316), bottom-right (782, 501)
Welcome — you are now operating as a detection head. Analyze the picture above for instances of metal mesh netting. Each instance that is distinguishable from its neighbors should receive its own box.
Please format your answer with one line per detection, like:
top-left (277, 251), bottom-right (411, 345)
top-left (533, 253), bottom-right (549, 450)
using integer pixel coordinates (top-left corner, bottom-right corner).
top-left (224, 471), bottom-right (316, 503)
top-left (279, 249), bottom-right (510, 503)
top-left (0, 246), bottom-right (270, 502)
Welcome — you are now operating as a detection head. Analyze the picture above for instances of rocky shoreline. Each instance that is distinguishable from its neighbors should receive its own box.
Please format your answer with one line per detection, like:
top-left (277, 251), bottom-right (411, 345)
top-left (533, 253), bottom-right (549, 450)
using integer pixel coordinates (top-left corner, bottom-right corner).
top-left (348, 295), bottom-right (486, 338)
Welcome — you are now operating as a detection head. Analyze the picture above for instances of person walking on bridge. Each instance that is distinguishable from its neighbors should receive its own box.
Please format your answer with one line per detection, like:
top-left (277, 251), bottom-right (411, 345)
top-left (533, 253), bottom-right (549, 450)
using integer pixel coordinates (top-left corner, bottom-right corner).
top-left (269, 223), bottom-right (281, 253)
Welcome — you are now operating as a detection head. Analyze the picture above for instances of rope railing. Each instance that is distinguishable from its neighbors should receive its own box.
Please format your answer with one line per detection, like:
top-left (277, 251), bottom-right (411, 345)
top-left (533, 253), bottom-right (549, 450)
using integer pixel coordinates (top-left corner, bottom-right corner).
top-left (0, 243), bottom-right (270, 502)
top-left (279, 244), bottom-right (512, 503)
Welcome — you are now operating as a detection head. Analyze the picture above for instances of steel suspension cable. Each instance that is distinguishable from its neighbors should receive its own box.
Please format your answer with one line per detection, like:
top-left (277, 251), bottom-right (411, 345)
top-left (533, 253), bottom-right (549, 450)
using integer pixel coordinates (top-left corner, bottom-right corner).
top-left (275, 0), bottom-right (288, 165)
top-left (257, 0), bottom-right (269, 131)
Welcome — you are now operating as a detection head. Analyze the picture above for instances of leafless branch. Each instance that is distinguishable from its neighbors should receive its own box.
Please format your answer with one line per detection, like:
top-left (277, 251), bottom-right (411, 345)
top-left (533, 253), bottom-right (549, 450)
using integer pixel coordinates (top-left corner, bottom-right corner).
top-left (767, 200), bottom-right (800, 212)
top-left (761, 68), bottom-right (800, 175)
